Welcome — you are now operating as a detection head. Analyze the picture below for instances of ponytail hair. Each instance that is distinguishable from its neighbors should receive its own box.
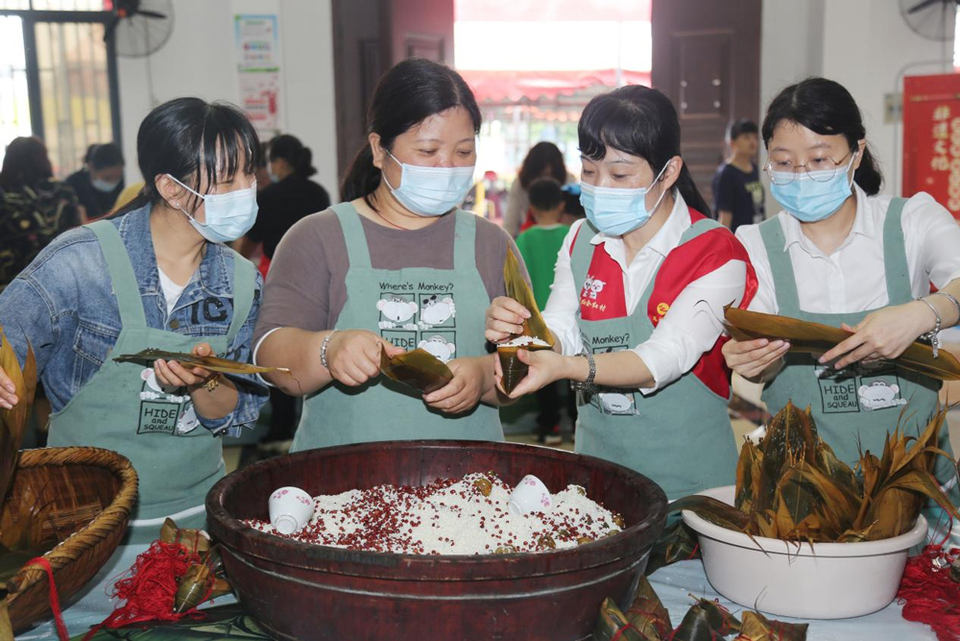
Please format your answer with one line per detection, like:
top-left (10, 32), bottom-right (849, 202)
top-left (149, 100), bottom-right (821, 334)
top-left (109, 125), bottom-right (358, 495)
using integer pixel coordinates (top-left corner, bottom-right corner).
top-left (577, 85), bottom-right (711, 216)
top-left (762, 77), bottom-right (883, 196)
top-left (269, 133), bottom-right (316, 178)
top-left (340, 57), bottom-right (482, 207)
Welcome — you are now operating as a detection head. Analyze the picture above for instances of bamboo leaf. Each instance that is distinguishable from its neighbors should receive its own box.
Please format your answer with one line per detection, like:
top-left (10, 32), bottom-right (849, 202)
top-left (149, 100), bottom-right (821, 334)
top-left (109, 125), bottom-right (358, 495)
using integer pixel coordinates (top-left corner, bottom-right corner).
top-left (669, 495), bottom-right (752, 532)
top-left (379, 348), bottom-right (454, 394)
top-left (725, 306), bottom-right (960, 381)
top-left (734, 610), bottom-right (808, 641)
top-left (645, 520), bottom-right (699, 576)
top-left (626, 576), bottom-right (672, 640)
top-left (113, 348), bottom-right (291, 376)
top-left (672, 598), bottom-right (741, 641)
top-left (504, 248), bottom-right (555, 346)
top-left (594, 597), bottom-right (643, 641)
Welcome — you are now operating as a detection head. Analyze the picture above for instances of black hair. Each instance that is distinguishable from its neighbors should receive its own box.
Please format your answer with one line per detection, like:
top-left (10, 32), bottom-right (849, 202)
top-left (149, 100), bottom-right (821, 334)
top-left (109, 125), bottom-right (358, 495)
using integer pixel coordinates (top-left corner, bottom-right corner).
top-left (114, 97), bottom-right (260, 216)
top-left (762, 77), bottom-right (882, 196)
top-left (518, 142), bottom-right (566, 189)
top-left (257, 141), bottom-right (270, 170)
top-left (562, 187), bottom-right (585, 219)
top-left (727, 119), bottom-right (758, 141)
top-left (578, 85), bottom-right (711, 216)
top-left (269, 134), bottom-right (316, 178)
top-left (528, 177), bottom-right (564, 211)
top-left (340, 58), bottom-right (482, 208)
top-left (88, 142), bottom-right (124, 170)
top-left (82, 143), bottom-right (98, 165)
top-left (0, 136), bottom-right (53, 188)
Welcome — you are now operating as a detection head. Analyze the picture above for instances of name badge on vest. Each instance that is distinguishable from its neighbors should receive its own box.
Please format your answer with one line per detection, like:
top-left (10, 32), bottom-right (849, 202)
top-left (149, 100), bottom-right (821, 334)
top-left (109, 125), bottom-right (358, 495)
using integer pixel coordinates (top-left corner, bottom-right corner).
top-left (584, 333), bottom-right (641, 416)
top-left (137, 367), bottom-right (201, 435)
top-left (815, 364), bottom-right (907, 414)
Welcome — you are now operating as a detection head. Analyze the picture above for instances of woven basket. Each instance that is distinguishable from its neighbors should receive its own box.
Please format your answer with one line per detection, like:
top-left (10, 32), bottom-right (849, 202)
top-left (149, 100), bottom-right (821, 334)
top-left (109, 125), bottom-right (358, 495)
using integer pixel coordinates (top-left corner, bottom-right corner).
top-left (3, 447), bottom-right (138, 633)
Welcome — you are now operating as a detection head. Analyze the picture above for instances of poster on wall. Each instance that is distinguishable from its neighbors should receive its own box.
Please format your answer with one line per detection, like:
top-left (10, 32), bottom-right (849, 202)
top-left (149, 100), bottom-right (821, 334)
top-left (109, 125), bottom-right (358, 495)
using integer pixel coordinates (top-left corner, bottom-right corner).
top-left (234, 14), bottom-right (282, 135)
top-left (902, 73), bottom-right (960, 220)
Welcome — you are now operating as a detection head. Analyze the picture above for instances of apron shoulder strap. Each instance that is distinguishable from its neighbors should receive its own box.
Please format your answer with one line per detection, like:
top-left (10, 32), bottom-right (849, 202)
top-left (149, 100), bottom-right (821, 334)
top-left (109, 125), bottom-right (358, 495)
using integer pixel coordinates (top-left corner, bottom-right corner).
top-left (223, 248), bottom-right (257, 343)
top-left (87, 219), bottom-right (148, 328)
top-left (333, 202), bottom-right (372, 270)
top-left (678, 217), bottom-right (723, 244)
top-left (881, 197), bottom-right (913, 305)
top-left (570, 219), bottom-right (600, 292)
top-left (453, 209), bottom-right (477, 271)
top-left (758, 216), bottom-right (802, 316)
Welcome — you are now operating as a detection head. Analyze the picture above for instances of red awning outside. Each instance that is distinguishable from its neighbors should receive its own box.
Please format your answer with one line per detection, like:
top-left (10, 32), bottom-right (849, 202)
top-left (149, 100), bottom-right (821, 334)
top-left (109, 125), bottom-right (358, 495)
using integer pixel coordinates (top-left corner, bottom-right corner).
top-left (460, 68), bottom-right (651, 104)
top-left (455, 0), bottom-right (650, 22)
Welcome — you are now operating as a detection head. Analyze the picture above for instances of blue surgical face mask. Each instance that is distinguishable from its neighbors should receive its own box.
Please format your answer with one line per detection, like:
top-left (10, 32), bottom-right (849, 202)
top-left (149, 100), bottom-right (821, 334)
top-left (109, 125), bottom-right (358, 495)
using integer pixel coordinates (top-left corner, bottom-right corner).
top-left (91, 177), bottom-right (120, 193)
top-left (769, 157), bottom-right (856, 223)
top-left (382, 149), bottom-right (475, 217)
top-left (579, 163), bottom-right (669, 236)
top-left (167, 174), bottom-right (259, 243)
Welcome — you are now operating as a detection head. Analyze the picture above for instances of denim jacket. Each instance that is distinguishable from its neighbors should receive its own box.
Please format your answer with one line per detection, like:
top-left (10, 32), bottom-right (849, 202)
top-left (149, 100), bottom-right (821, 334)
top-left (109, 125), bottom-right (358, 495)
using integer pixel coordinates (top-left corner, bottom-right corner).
top-left (0, 203), bottom-right (267, 435)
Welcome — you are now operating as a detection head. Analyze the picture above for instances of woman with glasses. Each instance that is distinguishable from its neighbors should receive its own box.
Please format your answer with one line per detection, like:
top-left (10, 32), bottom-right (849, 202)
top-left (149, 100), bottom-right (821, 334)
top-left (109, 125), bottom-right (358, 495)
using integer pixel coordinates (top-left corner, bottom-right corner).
top-left (724, 77), bottom-right (960, 513)
top-left (484, 85), bottom-right (757, 500)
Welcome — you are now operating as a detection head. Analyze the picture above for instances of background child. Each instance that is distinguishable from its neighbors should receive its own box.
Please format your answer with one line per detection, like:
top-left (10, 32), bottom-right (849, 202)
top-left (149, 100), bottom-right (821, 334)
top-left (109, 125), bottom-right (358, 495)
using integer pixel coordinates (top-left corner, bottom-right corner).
top-left (515, 177), bottom-right (575, 444)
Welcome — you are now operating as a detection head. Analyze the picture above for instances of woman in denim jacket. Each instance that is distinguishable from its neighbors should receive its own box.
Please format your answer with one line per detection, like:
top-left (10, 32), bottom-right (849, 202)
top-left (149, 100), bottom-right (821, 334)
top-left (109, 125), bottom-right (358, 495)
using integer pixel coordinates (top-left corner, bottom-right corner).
top-left (0, 98), bottom-right (268, 633)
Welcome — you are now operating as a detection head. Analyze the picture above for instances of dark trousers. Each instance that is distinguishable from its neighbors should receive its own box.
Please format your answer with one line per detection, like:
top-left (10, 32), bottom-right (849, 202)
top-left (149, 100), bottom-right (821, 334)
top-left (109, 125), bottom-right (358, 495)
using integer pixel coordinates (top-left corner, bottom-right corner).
top-left (265, 386), bottom-right (300, 442)
top-left (535, 381), bottom-right (578, 434)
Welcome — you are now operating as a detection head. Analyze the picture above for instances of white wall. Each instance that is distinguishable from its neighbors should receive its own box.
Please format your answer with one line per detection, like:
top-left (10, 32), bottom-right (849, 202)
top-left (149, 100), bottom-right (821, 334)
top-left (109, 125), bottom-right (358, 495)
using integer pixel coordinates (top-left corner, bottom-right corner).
top-left (116, 0), bottom-right (339, 200)
top-left (760, 0), bottom-right (953, 198)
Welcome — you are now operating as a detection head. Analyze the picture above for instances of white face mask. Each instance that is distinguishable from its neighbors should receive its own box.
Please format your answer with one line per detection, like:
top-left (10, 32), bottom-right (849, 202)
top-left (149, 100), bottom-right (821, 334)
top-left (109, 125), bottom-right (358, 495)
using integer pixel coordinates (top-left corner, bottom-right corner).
top-left (382, 149), bottom-right (475, 217)
top-left (167, 174), bottom-right (259, 243)
top-left (91, 177), bottom-right (120, 193)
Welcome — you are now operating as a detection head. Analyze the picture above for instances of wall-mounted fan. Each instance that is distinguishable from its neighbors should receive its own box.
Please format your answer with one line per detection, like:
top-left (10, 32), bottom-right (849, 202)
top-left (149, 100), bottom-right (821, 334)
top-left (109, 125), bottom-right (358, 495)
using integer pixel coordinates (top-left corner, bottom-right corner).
top-left (900, 0), bottom-right (959, 41)
top-left (103, 0), bottom-right (175, 58)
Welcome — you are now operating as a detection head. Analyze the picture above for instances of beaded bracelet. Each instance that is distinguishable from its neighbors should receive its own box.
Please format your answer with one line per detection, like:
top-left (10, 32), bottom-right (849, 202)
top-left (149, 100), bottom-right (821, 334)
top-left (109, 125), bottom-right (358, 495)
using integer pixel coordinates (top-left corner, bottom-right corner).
top-left (320, 329), bottom-right (339, 369)
top-left (916, 297), bottom-right (942, 358)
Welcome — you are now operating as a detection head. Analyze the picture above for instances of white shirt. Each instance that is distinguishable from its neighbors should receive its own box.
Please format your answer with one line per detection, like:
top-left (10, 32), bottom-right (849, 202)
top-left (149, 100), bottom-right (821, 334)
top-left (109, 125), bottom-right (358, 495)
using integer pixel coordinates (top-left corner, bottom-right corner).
top-left (542, 194), bottom-right (748, 394)
top-left (737, 185), bottom-right (960, 315)
top-left (158, 267), bottom-right (186, 315)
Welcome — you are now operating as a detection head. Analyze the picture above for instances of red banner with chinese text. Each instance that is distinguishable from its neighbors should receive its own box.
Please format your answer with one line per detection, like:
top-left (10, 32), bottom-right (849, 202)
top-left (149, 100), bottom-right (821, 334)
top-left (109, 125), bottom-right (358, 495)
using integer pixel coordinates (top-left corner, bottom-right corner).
top-left (903, 73), bottom-right (960, 219)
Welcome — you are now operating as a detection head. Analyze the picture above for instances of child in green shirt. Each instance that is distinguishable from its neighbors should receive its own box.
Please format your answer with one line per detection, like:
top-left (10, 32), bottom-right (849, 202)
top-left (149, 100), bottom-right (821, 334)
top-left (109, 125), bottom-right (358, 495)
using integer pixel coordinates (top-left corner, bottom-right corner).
top-left (515, 178), bottom-right (572, 444)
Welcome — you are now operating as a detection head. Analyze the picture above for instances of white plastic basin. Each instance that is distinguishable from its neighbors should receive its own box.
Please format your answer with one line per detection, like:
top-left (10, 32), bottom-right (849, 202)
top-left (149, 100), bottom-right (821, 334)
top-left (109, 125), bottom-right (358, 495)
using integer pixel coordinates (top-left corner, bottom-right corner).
top-left (681, 485), bottom-right (926, 619)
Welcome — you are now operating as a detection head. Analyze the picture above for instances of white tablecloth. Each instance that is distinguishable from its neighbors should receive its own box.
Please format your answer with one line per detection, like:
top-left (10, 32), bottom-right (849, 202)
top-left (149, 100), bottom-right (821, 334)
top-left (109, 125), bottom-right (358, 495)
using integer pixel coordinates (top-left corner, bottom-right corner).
top-left (648, 560), bottom-right (935, 641)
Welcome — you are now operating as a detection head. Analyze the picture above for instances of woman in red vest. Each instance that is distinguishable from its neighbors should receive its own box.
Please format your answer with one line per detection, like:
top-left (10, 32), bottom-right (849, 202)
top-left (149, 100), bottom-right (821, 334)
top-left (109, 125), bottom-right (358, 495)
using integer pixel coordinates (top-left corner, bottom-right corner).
top-left (485, 85), bottom-right (757, 500)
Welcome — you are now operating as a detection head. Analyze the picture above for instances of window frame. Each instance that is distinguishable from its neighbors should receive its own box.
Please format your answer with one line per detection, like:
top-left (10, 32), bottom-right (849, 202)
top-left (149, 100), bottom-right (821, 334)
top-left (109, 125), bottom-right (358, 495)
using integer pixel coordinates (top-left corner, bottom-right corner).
top-left (0, 4), bottom-right (122, 163)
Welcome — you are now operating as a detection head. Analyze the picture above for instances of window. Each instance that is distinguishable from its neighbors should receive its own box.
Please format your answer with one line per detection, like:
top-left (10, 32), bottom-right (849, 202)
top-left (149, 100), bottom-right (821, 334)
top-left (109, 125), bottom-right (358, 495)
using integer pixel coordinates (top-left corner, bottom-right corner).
top-left (0, 1), bottom-right (119, 177)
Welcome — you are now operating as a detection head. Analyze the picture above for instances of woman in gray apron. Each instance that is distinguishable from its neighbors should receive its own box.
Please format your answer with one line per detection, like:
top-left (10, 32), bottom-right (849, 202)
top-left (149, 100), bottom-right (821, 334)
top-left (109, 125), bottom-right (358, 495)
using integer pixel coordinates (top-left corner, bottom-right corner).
top-left (723, 77), bottom-right (960, 541)
top-left (0, 97), bottom-right (267, 635)
top-left (485, 86), bottom-right (756, 500)
top-left (255, 59), bottom-right (517, 449)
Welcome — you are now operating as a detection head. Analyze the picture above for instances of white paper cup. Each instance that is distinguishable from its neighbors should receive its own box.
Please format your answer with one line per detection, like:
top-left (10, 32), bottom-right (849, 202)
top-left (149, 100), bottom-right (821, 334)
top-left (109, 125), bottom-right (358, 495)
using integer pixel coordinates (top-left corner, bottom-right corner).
top-left (508, 474), bottom-right (552, 515)
top-left (268, 486), bottom-right (314, 534)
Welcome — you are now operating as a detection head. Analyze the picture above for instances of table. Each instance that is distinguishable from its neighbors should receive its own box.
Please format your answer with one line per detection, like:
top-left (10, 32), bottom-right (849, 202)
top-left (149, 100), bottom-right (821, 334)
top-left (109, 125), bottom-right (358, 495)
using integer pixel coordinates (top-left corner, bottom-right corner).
top-left (38, 560), bottom-right (934, 640)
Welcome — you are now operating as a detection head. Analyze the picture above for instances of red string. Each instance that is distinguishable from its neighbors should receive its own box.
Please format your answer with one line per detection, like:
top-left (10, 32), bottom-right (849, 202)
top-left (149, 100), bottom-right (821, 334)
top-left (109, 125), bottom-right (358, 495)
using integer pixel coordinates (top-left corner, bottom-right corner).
top-left (24, 556), bottom-right (70, 641)
top-left (611, 622), bottom-right (640, 641)
top-left (82, 538), bottom-right (212, 640)
top-left (897, 542), bottom-right (960, 641)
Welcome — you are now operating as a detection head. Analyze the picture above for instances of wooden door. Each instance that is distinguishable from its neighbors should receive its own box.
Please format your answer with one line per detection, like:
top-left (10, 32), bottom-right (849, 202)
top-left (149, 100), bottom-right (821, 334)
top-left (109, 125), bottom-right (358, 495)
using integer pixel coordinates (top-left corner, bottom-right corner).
top-left (332, 0), bottom-right (454, 185)
top-left (651, 0), bottom-right (762, 211)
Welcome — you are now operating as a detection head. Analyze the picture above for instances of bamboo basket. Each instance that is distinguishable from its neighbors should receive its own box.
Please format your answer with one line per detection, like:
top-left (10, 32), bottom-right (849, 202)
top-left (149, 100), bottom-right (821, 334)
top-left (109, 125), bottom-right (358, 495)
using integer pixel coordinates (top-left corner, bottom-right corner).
top-left (3, 447), bottom-right (138, 633)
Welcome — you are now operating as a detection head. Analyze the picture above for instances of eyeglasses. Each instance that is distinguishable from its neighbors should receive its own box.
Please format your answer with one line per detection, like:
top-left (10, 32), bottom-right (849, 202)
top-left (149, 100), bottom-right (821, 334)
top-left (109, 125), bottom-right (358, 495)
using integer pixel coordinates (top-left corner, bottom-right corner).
top-left (764, 150), bottom-right (855, 185)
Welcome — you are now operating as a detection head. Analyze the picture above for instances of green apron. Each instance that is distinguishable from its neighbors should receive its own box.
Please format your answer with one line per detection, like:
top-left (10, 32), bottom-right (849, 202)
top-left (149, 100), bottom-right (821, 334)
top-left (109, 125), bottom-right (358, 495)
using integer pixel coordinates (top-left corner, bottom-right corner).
top-left (291, 204), bottom-right (503, 451)
top-left (570, 218), bottom-right (738, 500)
top-left (759, 200), bottom-right (958, 539)
top-left (47, 220), bottom-right (255, 543)
top-left (759, 201), bottom-right (954, 474)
